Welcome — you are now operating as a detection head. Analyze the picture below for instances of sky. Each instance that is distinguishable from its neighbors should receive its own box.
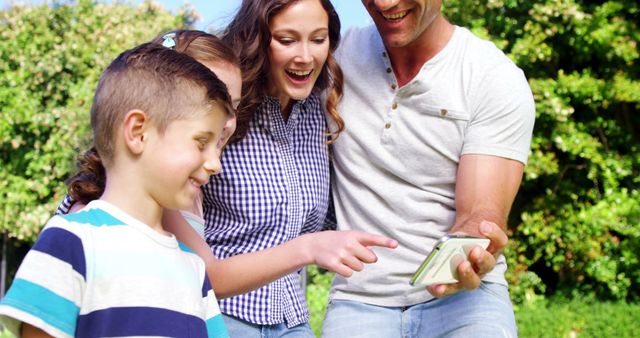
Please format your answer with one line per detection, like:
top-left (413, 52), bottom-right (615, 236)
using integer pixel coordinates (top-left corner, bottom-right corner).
top-left (160, 1), bottom-right (373, 32)
top-left (2, 1), bottom-right (373, 31)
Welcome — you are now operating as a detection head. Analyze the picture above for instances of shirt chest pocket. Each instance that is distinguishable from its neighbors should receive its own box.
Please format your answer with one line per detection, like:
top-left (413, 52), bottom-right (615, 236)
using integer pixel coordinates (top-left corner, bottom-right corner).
top-left (383, 104), bottom-right (471, 174)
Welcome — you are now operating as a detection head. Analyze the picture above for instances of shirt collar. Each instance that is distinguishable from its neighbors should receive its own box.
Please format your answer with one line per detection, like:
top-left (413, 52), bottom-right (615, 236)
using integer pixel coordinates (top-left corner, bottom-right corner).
top-left (257, 96), bottom-right (307, 133)
top-left (375, 26), bottom-right (460, 96)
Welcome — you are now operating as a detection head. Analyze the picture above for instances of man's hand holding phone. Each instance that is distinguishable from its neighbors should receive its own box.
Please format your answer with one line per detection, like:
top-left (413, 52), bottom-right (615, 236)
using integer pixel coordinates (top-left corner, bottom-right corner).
top-left (412, 221), bottom-right (508, 298)
top-left (410, 235), bottom-right (490, 286)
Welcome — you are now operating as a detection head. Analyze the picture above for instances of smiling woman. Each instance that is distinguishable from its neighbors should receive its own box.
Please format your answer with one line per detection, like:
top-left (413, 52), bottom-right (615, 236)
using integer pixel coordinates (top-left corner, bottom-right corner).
top-left (206, 1), bottom-right (347, 335)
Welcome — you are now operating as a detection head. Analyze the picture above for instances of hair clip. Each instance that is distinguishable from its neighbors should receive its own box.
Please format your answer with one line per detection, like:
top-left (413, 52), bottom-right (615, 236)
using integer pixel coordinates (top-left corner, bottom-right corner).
top-left (162, 32), bottom-right (177, 49)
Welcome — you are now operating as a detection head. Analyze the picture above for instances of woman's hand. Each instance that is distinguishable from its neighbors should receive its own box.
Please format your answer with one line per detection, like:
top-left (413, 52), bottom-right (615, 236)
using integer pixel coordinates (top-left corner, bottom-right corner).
top-left (304, 230), bottom-right (398, 277)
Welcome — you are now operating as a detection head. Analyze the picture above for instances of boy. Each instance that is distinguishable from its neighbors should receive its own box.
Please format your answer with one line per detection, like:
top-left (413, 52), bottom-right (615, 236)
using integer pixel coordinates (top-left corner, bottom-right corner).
top-left (0, 43), bottom-right (234, 338)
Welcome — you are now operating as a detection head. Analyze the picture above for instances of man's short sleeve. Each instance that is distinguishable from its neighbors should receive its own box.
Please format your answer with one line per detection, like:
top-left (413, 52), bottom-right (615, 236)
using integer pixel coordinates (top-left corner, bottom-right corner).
top-left (463, 62), bottom-right (536, 165)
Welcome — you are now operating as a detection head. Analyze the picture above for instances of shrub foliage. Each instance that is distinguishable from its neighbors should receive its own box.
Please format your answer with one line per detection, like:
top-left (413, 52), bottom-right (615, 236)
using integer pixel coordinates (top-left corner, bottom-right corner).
top-left (1, 0), bottom-right (639, 304)
top-left (0, 0), bottom-right (195, 241)
top-left (445, 0), bottom-right (640, 301)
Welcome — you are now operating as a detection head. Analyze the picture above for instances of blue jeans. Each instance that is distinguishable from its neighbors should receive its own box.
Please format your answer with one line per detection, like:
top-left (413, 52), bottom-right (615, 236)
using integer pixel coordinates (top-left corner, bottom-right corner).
top-left (223, 314), bottom-right (315, 338)
top-left (321, 282), bottom-right (517, 338)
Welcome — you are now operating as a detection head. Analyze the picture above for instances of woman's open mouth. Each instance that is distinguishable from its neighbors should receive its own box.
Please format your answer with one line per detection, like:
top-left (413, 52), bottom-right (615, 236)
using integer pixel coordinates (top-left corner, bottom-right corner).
top-left (286, 69), bottom-right (313, 82)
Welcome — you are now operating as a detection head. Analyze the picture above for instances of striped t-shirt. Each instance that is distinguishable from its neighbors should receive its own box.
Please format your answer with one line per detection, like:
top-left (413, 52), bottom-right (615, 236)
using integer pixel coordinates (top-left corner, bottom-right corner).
top-left (0, 200), bottom-right (228, 338)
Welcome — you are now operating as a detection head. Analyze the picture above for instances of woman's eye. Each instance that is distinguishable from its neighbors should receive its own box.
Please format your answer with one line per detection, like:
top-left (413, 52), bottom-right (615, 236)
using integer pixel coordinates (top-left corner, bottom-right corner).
top-left (312, 37), bottom-right (327, 44)
top-left (277, 38), bottom-right (295, 46)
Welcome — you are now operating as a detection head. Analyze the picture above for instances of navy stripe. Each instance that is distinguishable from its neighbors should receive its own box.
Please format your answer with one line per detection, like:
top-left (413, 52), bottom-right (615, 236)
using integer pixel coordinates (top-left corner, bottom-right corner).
top-left (33, 227), bottom-right (86, 279)
top-left (202, 274), bottom-right (212, 298)
top-left (76, 307), bottom-right (208, 338)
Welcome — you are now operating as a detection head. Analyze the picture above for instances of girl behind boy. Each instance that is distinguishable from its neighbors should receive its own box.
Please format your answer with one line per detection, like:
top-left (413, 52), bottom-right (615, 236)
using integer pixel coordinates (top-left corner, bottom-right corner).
top-left (0, 43), bottom-right (234, 338)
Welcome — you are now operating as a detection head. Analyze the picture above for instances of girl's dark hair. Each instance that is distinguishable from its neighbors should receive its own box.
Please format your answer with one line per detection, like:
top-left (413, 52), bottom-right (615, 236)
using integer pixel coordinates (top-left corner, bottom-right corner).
top-left (66, 147), bottom-right (105, 205)
top-left (65, 30), bottom-right (240, 204)
top-left (222, 0), bottom-right (344, 143)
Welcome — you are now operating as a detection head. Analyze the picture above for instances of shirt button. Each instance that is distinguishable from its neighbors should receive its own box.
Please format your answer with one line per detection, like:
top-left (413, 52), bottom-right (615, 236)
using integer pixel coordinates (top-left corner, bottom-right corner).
top-left (440, 109), bottom-right (448, 116)
top-left (392, 102), bottom-right (398, 110)
top-left (386, 67), bottom-right (392, 73)
top-left (382, 51), bottom-right (387, 58)
top-left (385, 122), bottom-right (392, 129)
top-left (391, 84), bottom-right (397, 90)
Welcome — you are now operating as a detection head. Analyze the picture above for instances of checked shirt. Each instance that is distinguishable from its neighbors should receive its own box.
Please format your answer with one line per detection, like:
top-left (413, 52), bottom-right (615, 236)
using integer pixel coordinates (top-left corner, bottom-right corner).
top-left (202, 93), bottom-right (331, 328)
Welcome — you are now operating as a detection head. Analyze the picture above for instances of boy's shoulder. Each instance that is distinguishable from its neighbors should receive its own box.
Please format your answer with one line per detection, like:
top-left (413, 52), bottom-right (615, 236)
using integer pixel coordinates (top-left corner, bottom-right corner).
top-left (55, 200), bottom-right (127, 227)
top-left (36, 201), bottom-right (130, 253)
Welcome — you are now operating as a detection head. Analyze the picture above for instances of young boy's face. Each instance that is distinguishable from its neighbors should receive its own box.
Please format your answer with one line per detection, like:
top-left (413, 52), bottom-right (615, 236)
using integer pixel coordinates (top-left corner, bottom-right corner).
top-left (142, 103), bottom-right (229, 211)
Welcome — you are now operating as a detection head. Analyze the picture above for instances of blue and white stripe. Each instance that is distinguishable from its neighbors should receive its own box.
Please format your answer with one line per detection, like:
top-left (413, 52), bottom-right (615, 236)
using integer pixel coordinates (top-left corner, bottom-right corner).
top-left (1, 200), bottom-right (228, 338)
top-left (203, 93), bottom-right (330, 327)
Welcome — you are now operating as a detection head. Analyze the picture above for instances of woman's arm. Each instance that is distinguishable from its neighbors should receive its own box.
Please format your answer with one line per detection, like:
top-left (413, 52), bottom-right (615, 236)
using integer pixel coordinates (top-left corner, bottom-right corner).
top-left (213, 229), bottom-right (397, 297)
top-left (163, 209), bottom-right (397, 298)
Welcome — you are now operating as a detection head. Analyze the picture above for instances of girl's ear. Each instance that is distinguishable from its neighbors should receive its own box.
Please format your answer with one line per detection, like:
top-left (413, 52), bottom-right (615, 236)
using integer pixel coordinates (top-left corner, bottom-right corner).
top-left (122, 110), bottom-right (150, 155)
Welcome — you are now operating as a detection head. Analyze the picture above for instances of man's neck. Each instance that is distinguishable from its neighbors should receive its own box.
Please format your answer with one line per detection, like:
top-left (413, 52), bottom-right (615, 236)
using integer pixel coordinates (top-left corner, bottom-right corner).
top-left (387, 16), bottom-right (455, 87)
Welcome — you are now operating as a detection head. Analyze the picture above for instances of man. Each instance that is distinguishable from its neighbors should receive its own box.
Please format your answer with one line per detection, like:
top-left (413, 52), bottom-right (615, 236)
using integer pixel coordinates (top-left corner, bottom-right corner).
top-left (322, 0), bottom-right (535, 337)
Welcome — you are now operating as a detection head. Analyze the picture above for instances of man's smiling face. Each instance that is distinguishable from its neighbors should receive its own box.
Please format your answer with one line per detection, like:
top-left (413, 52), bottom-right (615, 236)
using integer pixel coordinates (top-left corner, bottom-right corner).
top-left (361, 0), bottom-right (442, 48)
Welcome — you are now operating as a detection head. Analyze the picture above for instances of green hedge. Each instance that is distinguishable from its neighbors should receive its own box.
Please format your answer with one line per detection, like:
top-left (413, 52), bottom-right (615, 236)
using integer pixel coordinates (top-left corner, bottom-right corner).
top-left (0, 0), bottom-right (195, 241)
top-left (445, 0), bottom-right (640, 302)
top-left (1, 0), bottom-right (639, 315)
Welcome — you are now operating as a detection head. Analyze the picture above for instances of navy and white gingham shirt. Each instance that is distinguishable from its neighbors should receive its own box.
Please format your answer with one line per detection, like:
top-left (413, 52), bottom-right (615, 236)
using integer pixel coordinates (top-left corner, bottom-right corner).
top-left (203, 93), bottom-right (330, 327)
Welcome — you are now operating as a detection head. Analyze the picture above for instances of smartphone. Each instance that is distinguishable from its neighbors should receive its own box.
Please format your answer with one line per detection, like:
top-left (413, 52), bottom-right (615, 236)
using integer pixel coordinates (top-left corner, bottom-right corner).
top-left (409, 235), bottom-right (490, 286)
